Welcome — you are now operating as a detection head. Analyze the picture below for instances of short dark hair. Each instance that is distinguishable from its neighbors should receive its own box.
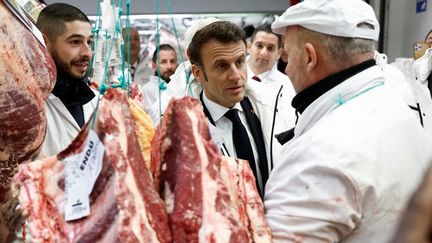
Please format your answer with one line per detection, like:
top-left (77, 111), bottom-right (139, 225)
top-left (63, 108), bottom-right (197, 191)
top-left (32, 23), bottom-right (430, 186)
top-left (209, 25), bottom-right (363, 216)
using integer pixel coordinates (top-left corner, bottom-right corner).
top-left (187, 21), bottom-right (246, 66)
top-left (243, 25), bottom-right (255, 39)
top-left (251, 24), bottom-right (282, 48)
top-left (36, 3), bottom-right (90, 43)
top-left (152, 44), bottom-right (176, 63)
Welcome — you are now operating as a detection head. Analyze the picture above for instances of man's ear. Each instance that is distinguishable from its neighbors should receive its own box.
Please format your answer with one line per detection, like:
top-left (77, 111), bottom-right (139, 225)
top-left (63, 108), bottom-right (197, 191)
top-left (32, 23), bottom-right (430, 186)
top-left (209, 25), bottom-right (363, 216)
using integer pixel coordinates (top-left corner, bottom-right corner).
top-left (304, 43), bottom-right (317, 73)
top-left (151, 61), bottom-right (157, 72)
top-left (42, 33), bottom-right (52, 52)
top-left (191, 64), bottom-right (203, 83)
top-left (247, 42), bottom-right (252, 51)
top-left (277, 47), bottom-right (282, 60)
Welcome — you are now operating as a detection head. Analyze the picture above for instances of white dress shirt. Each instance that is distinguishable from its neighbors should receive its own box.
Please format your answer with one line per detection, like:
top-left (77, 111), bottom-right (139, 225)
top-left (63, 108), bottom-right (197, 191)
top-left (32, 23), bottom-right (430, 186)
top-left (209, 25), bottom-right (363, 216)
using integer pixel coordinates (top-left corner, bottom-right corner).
top-left (202, 92), bottom-right (264, 192)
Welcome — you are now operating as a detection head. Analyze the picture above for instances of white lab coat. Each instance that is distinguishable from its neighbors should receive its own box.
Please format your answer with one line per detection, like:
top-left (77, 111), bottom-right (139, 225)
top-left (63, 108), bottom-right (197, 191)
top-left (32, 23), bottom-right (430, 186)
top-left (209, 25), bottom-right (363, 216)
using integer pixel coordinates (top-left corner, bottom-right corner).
top-left (387, 49), bottom-right (432, 137)
top-left (127, 54), bottom-right (154, 87)
top-left (265, 65), bottom-right (432, 242)
top-left (40, 93), bottom-right (99, 157)
top-left (140, 75), bottom-right (161, 124)
top-left (247, 64), bottom-right (297, 167)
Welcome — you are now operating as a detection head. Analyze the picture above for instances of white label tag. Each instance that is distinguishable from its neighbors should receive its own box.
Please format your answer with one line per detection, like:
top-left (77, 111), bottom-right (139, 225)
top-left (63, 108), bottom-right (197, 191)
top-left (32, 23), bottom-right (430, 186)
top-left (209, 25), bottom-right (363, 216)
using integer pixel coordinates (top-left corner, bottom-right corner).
top-left (64, 130), bottom-right (105, 221)
top-left (110, 37), bottom-right (122, 66)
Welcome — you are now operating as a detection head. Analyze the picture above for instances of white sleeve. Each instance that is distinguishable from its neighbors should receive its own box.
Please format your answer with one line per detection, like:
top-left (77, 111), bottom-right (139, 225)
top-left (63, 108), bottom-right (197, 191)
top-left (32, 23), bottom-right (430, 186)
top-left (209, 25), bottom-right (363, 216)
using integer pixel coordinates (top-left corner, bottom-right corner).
top-left (264, 146), bottom-right (362, 243)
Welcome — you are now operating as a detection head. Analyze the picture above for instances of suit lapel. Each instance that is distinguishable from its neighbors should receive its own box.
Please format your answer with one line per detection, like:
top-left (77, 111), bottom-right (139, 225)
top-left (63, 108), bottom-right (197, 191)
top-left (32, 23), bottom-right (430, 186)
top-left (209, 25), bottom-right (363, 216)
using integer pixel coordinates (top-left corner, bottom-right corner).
top-left (241, 97), bottom-right (269, 183)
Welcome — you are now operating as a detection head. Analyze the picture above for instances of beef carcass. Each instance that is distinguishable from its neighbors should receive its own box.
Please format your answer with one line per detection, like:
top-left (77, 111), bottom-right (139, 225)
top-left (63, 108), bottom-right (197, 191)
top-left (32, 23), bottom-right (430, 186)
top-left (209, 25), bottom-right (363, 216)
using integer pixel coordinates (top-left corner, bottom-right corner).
top-left (221, 157), bottom-right (272, 242)
top-left (151, 97), bottom-right (272, 242)
top-left (0, 2), bottom-right (56, 240)
top-left (0, 1), bottom-right (56, 188)
top-left (12, 89), bottom-right (171, 242)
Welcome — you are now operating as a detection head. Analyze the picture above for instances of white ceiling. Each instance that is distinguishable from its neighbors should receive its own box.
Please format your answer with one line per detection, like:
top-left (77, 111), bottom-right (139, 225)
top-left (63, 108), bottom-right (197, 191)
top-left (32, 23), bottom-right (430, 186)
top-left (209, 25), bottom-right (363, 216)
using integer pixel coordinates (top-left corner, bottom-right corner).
top-left (45, 0), bottom-right (287, 42)
top-left (43, 0), bottom-right (289, 61)
top-left (44, 0), bottom-right (289, 15)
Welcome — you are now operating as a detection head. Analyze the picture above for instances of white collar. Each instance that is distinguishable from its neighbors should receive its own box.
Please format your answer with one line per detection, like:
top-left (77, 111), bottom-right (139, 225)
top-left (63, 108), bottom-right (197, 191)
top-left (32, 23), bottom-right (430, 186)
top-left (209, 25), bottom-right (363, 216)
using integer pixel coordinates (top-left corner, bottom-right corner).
top-left (295, 65), bottom-right (384, 137)
top-left (247, 63), bottom-right (271, 81)
top-left (202, 92), bottom-right (243, 122)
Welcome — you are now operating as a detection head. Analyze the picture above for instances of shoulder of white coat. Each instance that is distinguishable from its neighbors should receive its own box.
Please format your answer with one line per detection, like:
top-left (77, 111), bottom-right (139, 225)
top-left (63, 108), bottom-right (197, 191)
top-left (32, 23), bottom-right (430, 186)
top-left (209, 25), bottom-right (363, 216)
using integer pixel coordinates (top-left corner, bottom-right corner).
top-left (165, 61), bottom-right (199, 97)
top-left (390, 55), bottom-right (431, 84)
top-left (262, 69), bottom-right (296, 102)
top-left (268, 67), bottom-right (290, 84)
top-left (413, 48), bottom-right (432, 82)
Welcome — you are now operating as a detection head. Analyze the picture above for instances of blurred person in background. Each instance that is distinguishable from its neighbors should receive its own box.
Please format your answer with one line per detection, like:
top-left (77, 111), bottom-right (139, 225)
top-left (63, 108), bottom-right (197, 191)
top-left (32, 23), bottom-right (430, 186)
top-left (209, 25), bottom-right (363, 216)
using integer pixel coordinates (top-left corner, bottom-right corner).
top-left (140, 44), bottom-right (178, 124)
top-left (122, 27), bottom-right (141, 80)
top-left (246, 23), bottom-right (296, 145)
top-left (151, 44), bottom-right (178, 83)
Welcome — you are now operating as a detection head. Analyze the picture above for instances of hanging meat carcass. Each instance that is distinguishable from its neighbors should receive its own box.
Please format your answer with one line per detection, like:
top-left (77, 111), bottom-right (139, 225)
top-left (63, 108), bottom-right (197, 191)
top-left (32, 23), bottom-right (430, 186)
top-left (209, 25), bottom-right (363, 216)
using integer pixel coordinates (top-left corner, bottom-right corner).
top-left (12, 89), bottom-right (171, 242)
top-left (151, 97), bottom-right (273, 242)
top-left (13, 91), bottom-right (271, 242)
top-left (0, 1), bottom-right (56, 241)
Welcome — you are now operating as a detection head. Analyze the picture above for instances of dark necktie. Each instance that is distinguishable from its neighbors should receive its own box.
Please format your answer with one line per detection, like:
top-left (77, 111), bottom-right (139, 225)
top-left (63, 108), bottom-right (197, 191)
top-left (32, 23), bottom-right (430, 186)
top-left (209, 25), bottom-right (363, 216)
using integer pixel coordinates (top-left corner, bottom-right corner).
top-left (224, 109), bottom-right (260, 190)
top-left (252, 76), bottom-right (261, 82)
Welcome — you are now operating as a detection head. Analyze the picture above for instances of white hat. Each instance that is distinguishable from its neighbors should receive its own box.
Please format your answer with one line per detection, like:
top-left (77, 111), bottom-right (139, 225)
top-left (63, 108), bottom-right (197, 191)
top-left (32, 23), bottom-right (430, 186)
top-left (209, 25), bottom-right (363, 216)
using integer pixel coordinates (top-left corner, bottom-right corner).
top-left (272, 0), bottom-right (380, 41)
top-left (184, 17), bottom-right (221, 50)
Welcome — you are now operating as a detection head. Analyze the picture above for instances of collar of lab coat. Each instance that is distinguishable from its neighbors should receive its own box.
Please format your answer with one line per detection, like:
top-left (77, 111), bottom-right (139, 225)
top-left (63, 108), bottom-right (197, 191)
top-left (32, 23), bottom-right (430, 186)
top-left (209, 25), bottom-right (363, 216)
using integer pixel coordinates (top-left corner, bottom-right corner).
top-left (47, 89), bottom-right (98, 130)
top-left (292, 59), bottom-right (376, 115)
top-left (294, 64), bottom-right (385, 137)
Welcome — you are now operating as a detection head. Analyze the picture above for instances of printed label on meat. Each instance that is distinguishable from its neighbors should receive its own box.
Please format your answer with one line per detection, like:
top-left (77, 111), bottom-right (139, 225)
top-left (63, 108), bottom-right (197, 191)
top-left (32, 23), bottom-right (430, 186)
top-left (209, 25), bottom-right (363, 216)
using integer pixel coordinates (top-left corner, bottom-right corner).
top-left (64, 129), bottom-right (105, 221)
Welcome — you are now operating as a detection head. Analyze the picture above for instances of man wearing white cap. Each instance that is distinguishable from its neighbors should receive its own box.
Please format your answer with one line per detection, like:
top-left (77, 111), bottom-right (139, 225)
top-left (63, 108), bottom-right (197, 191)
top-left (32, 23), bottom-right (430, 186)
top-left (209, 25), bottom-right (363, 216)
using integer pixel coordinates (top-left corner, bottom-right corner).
top-left (264, 0), bottom-right (432, 242)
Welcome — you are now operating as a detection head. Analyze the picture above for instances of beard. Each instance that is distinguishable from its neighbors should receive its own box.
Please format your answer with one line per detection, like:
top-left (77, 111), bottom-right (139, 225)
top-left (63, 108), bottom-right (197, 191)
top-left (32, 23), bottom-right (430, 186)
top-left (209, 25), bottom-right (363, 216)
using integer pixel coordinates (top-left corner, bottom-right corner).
top-left (161, 71), bottom-right (175, 83)
top-left (50, 49), bottom-right (89, 81)
top-left (154, 70), bottom-right (175, 83)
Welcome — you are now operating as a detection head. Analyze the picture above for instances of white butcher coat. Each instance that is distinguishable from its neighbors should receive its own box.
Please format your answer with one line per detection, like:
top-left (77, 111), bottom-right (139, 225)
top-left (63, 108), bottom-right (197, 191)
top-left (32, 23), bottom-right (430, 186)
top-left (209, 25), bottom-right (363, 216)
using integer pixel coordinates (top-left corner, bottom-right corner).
top-left (40, 93), bottom-right (99, 157)
top-left (264, 65), bottom-right (432, 242)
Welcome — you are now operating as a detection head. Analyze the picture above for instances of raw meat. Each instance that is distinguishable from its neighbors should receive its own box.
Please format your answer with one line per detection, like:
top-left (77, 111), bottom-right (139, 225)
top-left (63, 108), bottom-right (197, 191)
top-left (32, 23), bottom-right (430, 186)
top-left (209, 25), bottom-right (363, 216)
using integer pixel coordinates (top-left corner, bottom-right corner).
top-left (0, 1), bottom-right (56, 181)
top-left (151, 97), bottom-right (272, 242)
top-left (13, 89), bottom-right (171, 242)
top-left (0, 2), bottom-right (56, 240)
top-left (221, 157), bottom-right (272, 242)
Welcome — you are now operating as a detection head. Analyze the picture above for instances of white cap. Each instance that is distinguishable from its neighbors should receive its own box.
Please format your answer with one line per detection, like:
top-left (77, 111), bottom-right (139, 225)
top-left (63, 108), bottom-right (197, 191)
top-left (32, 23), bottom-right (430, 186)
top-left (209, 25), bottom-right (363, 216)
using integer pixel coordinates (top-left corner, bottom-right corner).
top-left (184, 17), bottom-right (221, 50)
top-left (272, 0), bottom-right (380, 41)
